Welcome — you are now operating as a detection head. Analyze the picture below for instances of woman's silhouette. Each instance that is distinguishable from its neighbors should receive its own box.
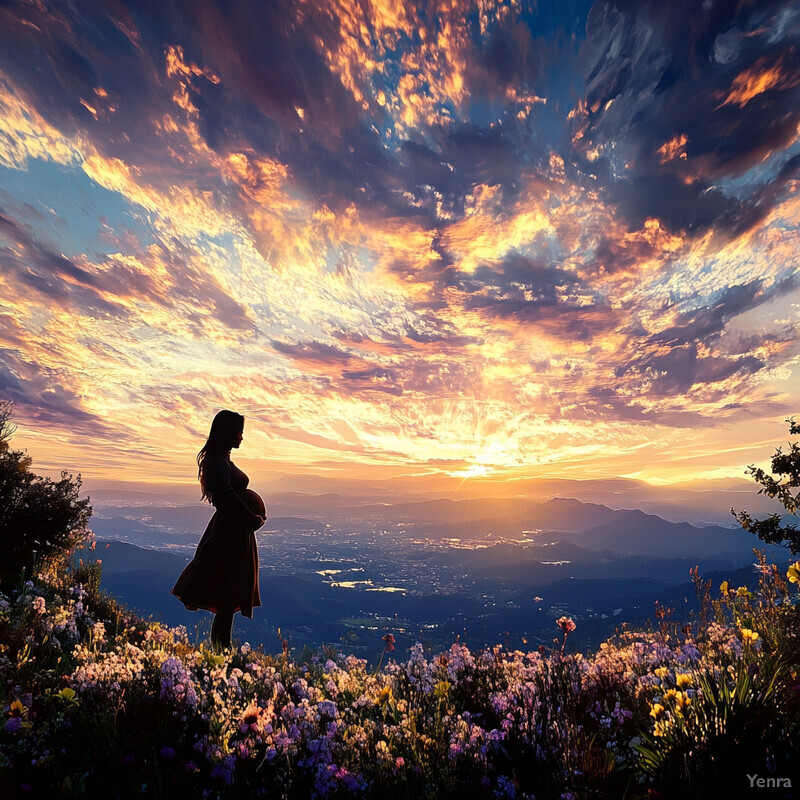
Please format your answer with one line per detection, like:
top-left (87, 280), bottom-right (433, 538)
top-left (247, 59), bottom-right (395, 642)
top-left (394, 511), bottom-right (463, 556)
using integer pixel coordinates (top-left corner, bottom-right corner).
top-left (171, 410), bottom-right (265, 650)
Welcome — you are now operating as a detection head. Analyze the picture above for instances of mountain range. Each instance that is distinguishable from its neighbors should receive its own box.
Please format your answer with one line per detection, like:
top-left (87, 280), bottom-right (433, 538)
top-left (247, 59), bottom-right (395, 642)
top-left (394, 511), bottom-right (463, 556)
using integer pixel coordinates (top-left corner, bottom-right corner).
top-left (85, 490), bottom-right (790, 660)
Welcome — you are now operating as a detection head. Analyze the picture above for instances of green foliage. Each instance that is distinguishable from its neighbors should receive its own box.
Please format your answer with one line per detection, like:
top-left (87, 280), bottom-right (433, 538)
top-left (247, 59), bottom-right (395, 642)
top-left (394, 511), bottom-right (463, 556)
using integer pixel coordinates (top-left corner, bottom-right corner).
top-left (636, 548), bottom-right (800, 795)
top-left (69, 561), bottom-right (103, 597)
top-left (733, 417), bottom-right (800, 553)
top-left (0, 401), bottom-right (92, 584)
top-left (636, 659), bottom-right (792, 795)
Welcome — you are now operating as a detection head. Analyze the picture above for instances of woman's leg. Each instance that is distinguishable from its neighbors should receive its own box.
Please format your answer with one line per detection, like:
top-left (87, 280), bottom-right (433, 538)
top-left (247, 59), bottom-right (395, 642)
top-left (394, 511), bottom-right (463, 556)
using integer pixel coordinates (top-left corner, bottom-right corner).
top-left (211, 608), bottom-right (235, 650)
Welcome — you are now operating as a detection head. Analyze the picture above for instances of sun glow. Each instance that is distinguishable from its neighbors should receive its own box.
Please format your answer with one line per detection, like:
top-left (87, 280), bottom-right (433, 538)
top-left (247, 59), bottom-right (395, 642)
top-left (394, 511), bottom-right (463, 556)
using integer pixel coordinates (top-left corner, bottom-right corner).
top-left (448, 464), bottom-right (495, 480)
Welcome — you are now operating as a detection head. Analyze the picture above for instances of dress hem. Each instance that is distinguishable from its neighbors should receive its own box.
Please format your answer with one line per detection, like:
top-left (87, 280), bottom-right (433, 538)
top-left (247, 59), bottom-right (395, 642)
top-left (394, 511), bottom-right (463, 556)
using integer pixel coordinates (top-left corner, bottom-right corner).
top-left (170, 589), bottom-right (260, 619)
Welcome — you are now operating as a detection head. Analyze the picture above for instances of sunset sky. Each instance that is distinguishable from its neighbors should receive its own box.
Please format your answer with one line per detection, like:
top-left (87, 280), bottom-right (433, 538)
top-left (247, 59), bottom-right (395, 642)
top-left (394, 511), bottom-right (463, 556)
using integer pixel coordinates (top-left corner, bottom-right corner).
top-left (0, 0), bottom-right (798, 488)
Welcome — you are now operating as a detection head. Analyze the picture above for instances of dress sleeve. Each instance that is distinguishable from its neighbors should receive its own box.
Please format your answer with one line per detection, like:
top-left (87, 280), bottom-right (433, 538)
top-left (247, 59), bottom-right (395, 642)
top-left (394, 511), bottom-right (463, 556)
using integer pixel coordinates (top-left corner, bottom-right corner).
top-left (208, 458), bottom-right (260, 523)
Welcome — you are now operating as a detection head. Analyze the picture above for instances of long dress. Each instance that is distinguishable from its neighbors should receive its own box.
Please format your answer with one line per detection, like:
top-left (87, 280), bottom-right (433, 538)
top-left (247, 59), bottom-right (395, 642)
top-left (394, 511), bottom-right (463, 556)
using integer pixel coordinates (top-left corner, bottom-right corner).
top-left (171, 455), bottom-right (261, 618)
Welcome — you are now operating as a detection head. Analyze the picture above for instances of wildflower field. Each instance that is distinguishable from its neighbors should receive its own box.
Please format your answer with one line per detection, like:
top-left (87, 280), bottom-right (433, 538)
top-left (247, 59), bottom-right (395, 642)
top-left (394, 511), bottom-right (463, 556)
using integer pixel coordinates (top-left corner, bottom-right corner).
top-left (1, 553), bottom-right (798, 799)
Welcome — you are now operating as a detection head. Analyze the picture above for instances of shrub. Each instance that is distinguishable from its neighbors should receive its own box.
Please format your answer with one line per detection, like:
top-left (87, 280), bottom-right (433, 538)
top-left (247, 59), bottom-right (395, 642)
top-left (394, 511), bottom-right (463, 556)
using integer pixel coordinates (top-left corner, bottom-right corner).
top-left (0, 401), bottom-right (92, 585)
top-left (733, 417), bottom-right (800, 553)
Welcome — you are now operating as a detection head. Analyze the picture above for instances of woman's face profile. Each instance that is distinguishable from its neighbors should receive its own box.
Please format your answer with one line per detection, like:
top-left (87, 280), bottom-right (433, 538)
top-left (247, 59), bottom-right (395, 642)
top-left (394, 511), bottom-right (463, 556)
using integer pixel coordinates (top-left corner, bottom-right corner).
top-left (232, 426), bottom-right (244, 448)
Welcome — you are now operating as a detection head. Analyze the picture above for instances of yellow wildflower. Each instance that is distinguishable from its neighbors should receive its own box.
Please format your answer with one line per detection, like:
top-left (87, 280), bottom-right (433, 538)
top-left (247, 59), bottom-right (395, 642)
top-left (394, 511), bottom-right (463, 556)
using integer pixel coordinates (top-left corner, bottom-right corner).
top-left (736, 586), bottom-right (749, 597)
top-left (662, 689), bottom-right (691, 711)
top-left (787, 561), bottom-right (800, 585)
top-left (720, 580), bottom-right (729, 595)
top-left (374, 686), bottom-right (393, 707)
top-left (740, 628), bottom-right (759, 644)
top-left (654, 666), bottom-right (668, 679)
top-left (675, 673), bottom-right (692, 690)
top-left (9, 699), bottom-right (26, 718)
top-left (434, 680), bottom-right (451, 698)
top-left (673, 692), bottom-right (691, 711)
top-left (56, 688), bottom-right (79, 706)
top-left (649, 703), bottom-right (666, 720)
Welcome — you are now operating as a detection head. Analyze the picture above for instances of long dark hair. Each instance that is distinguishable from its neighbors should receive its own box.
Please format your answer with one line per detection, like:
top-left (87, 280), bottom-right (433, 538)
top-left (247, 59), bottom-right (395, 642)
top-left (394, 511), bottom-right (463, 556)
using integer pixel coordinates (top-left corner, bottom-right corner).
top-left (197, 410), bottom-right (245, 501)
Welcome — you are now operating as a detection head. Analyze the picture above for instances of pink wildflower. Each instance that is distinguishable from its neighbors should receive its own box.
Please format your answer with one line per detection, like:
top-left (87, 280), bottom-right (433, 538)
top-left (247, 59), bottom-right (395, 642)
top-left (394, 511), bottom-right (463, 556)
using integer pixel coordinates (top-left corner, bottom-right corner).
top-left (556, 616), bottom-right (576, 633)
top-left (557, 616), bottom-right (576, 654)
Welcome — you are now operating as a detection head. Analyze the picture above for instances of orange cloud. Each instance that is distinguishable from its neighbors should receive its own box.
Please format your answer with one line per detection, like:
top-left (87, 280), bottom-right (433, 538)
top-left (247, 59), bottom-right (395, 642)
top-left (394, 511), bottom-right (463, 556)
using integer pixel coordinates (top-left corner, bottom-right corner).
top-left (305, 0), bottom-right (475, 136)
top-left (718, 56), bottom-right (800, 108)
top-left (657, 133), bottom-right (688, 163)
top-left (0, 80), bottom-right (84, 169)
top-left (441, 183), bottom-right (555, 274)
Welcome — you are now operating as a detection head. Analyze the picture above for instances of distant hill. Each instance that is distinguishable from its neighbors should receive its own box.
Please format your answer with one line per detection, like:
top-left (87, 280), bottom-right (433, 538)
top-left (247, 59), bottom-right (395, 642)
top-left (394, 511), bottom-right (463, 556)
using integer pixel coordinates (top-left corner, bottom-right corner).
top-left (93, 540), bottom-right (188, 573)
top-left (442, 541), bottom-right (740, 584)
top-left (569, 509), bottom-right (786, 559)
top-left (83, 472), bottom-right (788, 529)
top-left (328, 497), bottom-right (622, 538)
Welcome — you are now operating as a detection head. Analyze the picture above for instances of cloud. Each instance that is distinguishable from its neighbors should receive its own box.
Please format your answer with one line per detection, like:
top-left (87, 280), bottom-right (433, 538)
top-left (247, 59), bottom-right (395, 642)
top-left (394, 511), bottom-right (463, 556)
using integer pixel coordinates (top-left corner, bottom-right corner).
top-left (450, 251), bottom-right (617, 342)
top-left (651, 281), bottom-right (764, 347)
top-left (270, 339), bottom-right (353, 365)
top-left (0, 350), bottom-right (117, 436)
top-left (620, 345), bottom-right (765, 397)
top-left (464, 252), bottom-right (580, 295)
top-left (340, 367), bottom-right (403, 396)
top-left (0, 205), bottom-right (255, 333)
top-left (577, 385), bottom-right (712, 427)
top-left (0, 210), bottom-right (129, 317)
top-left (717, 53), bottom-right (800, 109)
top-left (0, 0), bottom-right (796, 482)
top-left (577, 0), bottom-right (800, 238)
top-left (651, 276), bottom-right (799, 347)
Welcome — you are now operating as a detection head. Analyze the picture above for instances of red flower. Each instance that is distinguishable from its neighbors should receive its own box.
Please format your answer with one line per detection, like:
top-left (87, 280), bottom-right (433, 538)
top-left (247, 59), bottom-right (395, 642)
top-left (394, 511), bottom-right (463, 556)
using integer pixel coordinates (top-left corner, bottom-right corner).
top-left (556, 616), bottom-right (576, 633)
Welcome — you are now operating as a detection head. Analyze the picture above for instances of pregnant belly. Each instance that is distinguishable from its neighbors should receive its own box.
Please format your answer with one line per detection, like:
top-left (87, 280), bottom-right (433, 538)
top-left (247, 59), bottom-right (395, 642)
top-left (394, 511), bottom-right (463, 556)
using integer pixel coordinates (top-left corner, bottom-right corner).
top-left (241, 488), bottom-right (266, 519)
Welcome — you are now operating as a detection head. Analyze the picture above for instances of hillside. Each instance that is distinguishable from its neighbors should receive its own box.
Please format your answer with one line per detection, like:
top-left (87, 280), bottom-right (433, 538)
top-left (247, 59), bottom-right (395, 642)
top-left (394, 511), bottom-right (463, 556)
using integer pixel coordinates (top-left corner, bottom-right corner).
top-left (1, 554), bottom-right (798, 798)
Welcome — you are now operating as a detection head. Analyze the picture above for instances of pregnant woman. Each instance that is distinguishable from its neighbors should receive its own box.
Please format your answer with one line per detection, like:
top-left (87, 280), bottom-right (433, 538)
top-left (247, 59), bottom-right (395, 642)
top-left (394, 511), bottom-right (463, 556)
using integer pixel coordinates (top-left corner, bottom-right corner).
top-left (171, 410), bottom-right (265, 650)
